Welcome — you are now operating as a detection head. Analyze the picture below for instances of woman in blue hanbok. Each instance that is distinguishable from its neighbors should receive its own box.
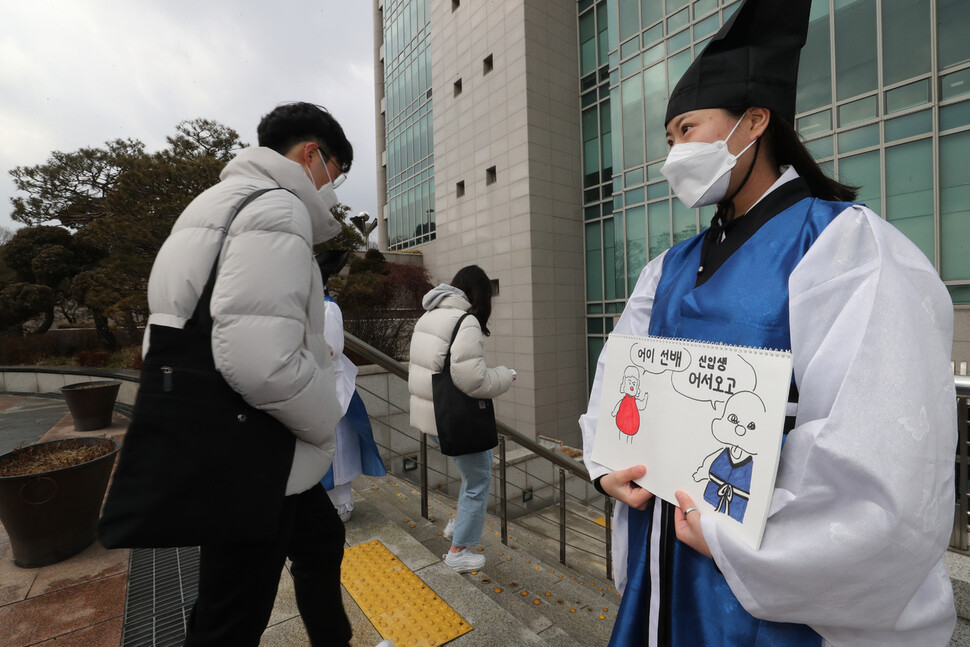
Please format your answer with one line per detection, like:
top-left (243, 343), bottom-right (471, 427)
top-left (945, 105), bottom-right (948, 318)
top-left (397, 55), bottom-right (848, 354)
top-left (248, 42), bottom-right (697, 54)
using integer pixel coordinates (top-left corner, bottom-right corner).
top-left (581, 1), bottom-right (957, 645)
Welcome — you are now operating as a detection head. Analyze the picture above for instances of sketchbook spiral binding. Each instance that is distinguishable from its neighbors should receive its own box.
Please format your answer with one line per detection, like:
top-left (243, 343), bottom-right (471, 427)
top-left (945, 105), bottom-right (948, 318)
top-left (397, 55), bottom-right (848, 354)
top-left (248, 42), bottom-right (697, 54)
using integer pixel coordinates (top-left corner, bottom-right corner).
top-left (610, 333), bottom-right (792, 357)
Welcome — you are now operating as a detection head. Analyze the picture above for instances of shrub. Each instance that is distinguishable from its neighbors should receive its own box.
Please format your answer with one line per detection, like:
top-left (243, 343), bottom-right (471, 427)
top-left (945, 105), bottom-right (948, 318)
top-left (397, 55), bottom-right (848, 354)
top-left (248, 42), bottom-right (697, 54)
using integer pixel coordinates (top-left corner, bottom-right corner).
top-left (75, 350), bottom-right (111, 367)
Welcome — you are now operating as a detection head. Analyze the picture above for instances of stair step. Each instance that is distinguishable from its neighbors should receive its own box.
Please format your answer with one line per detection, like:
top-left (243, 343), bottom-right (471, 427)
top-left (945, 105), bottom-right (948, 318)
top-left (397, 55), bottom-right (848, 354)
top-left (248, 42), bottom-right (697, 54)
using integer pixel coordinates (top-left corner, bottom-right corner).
top-left (345, 518), bottom-right (549, 646)
top-left (352, 474), bottom-right (617, 646)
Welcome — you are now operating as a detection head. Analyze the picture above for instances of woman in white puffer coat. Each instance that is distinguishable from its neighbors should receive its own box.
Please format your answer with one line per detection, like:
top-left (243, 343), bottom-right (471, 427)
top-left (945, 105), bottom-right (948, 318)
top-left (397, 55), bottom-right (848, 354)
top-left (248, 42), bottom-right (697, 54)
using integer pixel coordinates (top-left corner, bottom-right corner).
top-left (408, 265), bottom-right (515, 573)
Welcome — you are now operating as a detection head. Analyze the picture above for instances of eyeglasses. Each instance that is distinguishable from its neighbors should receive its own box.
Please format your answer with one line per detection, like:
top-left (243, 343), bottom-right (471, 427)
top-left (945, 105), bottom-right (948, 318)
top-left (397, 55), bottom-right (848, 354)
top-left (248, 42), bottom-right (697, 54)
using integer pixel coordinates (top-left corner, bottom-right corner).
top-left (317, 147), bottom-right (348, 188)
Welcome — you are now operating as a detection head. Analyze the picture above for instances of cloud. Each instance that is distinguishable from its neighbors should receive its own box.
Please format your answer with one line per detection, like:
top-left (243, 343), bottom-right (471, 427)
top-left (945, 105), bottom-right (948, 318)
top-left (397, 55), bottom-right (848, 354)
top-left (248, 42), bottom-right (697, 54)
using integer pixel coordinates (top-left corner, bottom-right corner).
top-left (0, 0), bottom-right (378, 232)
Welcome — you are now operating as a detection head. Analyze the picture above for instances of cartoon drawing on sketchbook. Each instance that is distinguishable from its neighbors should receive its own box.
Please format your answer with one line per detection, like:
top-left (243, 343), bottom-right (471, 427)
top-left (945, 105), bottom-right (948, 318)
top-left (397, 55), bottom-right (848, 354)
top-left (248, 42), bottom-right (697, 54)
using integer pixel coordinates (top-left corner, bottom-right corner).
top-left (612, 366), bottom-right (648, 442)
top-left (692, 391), bottom-right (766, 523)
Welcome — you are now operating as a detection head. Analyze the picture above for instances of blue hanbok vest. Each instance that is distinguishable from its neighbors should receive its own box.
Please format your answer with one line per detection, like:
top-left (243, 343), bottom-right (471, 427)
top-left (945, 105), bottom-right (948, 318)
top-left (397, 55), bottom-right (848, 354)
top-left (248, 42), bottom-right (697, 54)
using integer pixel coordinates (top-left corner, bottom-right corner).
top-left (703, 449), bottom-right (752, 522)
top-left (608, 194), bottom-right (851, 647)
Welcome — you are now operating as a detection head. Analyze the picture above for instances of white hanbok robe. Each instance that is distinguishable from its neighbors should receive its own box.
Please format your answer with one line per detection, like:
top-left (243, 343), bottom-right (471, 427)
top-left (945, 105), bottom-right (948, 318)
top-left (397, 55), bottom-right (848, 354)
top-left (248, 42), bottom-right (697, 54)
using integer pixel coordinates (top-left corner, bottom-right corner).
top-left (324, 299), bottom-right (363, 487)
top-left (581, 171), bottom-right (957, 646)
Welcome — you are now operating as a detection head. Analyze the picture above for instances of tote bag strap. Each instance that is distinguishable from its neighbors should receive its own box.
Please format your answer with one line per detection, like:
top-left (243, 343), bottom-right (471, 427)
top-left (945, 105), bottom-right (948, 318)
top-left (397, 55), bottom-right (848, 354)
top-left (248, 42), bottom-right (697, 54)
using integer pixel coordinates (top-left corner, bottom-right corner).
top-left (442, 312), bottom-right (473, 373)
top-left (186, 186), bottom-right (293, 330)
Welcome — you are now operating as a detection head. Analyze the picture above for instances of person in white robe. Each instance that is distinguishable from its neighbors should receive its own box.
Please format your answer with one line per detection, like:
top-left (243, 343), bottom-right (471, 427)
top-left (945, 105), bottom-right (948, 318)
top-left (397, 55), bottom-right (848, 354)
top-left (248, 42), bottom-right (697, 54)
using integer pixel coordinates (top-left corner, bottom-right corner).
top-left (317, 250), bottom-right (387, 522)
top-left (580, 0), bottom-right (957, 645)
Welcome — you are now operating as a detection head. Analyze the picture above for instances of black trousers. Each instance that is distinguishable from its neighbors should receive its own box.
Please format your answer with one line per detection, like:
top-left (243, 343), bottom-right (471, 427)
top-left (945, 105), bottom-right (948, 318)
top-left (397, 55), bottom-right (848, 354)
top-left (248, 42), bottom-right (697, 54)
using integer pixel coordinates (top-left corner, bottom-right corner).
top-left (184, 483), bottom-right (352, 647)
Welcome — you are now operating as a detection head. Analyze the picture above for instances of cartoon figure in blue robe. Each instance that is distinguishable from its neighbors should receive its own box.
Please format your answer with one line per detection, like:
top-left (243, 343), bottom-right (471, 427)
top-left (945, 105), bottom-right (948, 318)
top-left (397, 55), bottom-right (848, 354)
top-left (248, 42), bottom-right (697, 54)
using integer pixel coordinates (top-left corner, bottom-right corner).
top-left (612, 366), bottom-right (648, 442)
top-left (692, 391), bottom-right (765, 523)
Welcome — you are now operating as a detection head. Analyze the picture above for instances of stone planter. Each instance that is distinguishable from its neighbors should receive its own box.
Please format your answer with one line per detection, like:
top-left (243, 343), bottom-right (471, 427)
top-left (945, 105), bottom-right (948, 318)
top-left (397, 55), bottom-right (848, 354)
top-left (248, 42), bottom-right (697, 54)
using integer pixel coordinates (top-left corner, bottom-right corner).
top-left (61, 380), bottom-right (121, 431)
top-left (0, 437), bottom-right (120, 568)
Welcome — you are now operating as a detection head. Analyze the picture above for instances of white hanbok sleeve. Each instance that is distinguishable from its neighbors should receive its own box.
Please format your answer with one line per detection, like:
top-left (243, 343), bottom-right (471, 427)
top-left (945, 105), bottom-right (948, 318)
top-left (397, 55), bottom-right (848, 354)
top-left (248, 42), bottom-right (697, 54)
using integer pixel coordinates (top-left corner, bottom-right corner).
top-left (580, 250), bottom-right (668, 481)
top-left (324, 300), bottom-right (356, 416)
top-left (703, 205), bottom-right (957, 646)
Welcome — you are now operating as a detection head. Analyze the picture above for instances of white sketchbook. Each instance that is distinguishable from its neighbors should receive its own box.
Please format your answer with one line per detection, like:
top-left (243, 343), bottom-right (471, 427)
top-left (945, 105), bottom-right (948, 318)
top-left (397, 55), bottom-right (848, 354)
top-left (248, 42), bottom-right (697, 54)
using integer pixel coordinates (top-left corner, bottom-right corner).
top-left (591, 334), bottom-right (793, 550)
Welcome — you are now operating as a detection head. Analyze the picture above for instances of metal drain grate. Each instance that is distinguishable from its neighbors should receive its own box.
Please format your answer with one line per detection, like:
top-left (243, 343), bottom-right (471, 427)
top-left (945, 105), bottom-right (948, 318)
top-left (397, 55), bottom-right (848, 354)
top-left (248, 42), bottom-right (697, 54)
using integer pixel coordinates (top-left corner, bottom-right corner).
top-left (122, 546), bottom-right (200, 647)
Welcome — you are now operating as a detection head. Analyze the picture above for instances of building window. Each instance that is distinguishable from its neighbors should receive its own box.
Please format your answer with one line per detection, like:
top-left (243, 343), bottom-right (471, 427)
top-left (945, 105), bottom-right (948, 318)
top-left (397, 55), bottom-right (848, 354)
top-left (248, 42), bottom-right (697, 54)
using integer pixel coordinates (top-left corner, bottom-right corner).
top-left (452, 0), bottom-right (460, 11)
top-left (490, 279), bottom-right (500, 296)
top-left (456, 180), bottom-right (465, 197)
top-left (485, 166), bottom-right (497, 185)
top-left (483, 54), bottom-right (494, 75)
top-left (454, 78), bottom-right (463, 96)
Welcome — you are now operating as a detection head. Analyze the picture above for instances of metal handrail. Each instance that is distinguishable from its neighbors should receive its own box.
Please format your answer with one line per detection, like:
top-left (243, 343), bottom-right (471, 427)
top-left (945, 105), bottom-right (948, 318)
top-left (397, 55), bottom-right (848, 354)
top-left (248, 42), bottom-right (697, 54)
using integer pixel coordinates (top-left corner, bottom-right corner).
top-left (344, 332), bottom-right (970, 566)
top-left (1, 354), bottom-right (967, 568)
top-left (956, 375), bottom-right (970, 397)
top-left (342, 338), bottom-right (970, 474)
top-left (344, 332), bottom-right (591, 479)
top-left (343, 331), bottom-right (609, 575)
top-left (954, 375), bottom-right (970, 551)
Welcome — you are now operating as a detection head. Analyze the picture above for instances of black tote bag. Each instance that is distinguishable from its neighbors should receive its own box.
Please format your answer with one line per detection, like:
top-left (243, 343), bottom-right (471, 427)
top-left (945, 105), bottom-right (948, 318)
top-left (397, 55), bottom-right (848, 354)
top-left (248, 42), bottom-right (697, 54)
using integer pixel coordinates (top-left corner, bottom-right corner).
top-left (431, 313), bottom-right (498, 457)
top-left (98, 188), bottom-right (297, 548)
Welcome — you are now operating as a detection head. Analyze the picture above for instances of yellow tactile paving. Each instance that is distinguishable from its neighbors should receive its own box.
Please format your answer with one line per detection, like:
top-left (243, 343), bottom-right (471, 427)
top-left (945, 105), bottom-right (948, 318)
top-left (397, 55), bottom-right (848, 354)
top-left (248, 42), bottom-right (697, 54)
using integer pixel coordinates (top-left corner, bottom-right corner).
top-left (341, 540), bottom-right (473, 647)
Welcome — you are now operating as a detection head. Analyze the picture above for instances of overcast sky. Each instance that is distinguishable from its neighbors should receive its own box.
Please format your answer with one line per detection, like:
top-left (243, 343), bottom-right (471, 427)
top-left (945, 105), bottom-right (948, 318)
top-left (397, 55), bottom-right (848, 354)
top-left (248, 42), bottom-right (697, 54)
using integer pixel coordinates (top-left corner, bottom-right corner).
top-left (0, 1), bottom-right (377, 233)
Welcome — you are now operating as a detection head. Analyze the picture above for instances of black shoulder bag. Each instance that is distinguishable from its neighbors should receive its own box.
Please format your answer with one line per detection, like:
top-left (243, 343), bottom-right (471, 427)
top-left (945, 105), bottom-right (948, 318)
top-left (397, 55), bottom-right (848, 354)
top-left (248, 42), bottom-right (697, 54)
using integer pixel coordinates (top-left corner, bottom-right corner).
top-left (431, 313), bottom-right (499, 456)
top-left (98, 187), bottom-right (298, 548)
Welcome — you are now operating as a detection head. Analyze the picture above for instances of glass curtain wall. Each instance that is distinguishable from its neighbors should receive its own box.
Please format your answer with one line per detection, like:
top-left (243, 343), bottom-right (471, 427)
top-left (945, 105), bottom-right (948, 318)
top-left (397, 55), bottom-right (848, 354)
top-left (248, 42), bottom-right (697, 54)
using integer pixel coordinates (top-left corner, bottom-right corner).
top-left (384, 0), bottom-right (435, 250)
top-left (580, 0), bottom-right (617, 380)
top-left (797, 0), bottom-right (970, 303)
top-left (580, 0), bottom-right (970, 384)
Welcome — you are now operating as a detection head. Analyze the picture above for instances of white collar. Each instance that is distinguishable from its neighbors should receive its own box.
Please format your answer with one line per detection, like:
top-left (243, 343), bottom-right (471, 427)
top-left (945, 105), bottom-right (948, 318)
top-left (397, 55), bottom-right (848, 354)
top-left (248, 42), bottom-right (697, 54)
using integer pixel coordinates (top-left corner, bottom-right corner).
top-left (746, 165), bottom-right (800, 212)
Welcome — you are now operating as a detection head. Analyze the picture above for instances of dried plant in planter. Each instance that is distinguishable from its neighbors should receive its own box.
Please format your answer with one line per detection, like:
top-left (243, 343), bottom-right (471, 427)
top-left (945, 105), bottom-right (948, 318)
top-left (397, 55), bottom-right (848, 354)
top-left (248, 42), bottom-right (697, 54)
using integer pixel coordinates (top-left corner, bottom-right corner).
top-left (0, 436), bottom-right (120, 568)
top-left (0, 438), bottom-right (114, 477)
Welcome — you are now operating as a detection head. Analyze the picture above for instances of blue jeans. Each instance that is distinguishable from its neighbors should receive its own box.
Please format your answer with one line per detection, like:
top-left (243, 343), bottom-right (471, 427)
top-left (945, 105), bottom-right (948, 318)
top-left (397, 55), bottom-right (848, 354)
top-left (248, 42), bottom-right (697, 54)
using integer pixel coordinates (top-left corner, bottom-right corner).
top-left (449, 448), bottom-right (493, 548)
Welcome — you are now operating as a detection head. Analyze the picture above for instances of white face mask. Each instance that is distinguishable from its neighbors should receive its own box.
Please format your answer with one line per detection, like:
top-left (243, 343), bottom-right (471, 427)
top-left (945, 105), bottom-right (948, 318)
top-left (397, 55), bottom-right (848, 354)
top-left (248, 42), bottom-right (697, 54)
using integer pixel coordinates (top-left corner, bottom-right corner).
top-left (317, 182), bottom-right (339, 215)
top-left (305, 149), bottom-right (345, 215)
top-left (660, 112), bottom-right (758, 209)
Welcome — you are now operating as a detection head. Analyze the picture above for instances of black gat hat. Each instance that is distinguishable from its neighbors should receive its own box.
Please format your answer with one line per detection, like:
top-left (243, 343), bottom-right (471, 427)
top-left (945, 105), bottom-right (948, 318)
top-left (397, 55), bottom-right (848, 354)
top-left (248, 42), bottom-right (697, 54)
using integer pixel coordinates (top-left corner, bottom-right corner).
top-left (664, 0), bottom-right (812, 126)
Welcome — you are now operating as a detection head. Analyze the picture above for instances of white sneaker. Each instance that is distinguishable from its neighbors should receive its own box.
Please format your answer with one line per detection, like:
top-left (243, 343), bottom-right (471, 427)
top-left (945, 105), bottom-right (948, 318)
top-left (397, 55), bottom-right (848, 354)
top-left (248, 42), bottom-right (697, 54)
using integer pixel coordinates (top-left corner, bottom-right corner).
top-left (443, 517), bottom-right (456, 540)
top-left (374, 640), bottom-right (395, 647)
top-left (338, 506), bottom-right (353, 523)
top-left (443, 548), bottom-right (485, 573)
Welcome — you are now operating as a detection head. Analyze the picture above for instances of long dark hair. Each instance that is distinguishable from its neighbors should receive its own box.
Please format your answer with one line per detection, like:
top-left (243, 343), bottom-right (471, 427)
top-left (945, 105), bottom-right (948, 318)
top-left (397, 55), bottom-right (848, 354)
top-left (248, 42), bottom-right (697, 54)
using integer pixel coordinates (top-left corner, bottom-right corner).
top-left (450, 265), bottom-right (493, 337)
top-left (725, 108), bottom-right (857, 203)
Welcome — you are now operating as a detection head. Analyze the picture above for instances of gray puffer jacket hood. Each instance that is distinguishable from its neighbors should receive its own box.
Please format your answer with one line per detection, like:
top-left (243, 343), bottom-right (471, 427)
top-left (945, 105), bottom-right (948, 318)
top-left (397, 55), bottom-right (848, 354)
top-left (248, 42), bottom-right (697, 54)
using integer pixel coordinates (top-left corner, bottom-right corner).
top-left (422, 283), bottom-right (468, 311)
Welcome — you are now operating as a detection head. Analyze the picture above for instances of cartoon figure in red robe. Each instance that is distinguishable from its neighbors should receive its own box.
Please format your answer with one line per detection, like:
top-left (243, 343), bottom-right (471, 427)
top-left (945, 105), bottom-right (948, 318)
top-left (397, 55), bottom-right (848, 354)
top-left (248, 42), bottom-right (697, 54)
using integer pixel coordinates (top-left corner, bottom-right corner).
top-left (612, 366), bottom-right (648, 442)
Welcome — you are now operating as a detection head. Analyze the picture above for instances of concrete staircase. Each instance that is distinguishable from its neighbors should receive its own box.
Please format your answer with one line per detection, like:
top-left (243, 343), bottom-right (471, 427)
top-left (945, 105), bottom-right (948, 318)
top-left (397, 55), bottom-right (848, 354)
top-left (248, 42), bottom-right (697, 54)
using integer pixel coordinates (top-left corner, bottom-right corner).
top-left (257, 470), bottom-right (970, 647)
top-left (260, 476), bottom-right (970, 647)
top-left (347, 474), bottom-right (617, 646)
top-left (259, 471), bottom-right (619, 646)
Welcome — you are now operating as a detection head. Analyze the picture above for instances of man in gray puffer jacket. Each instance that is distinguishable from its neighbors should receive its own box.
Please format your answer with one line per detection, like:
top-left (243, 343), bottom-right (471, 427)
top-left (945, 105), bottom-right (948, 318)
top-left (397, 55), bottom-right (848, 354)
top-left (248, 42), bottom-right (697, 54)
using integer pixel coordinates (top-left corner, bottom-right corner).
top-left (145, 103), bottom-right (359, 646)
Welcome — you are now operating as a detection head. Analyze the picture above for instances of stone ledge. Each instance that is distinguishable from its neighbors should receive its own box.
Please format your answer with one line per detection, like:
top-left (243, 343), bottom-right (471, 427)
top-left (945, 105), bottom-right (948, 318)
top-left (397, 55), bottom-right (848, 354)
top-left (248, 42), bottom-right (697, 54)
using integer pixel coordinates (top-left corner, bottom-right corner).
top-left (0, 368), bottom-right (139, 406)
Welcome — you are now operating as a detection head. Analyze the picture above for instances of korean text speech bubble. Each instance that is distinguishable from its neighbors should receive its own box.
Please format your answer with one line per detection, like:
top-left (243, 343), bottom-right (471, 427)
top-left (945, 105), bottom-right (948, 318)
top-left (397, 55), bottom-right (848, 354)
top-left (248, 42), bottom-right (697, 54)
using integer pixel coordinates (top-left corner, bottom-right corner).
top-left (671, 352), bottom-right (757, 409)
top-left (630, 342), bottom-right (691, 375)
